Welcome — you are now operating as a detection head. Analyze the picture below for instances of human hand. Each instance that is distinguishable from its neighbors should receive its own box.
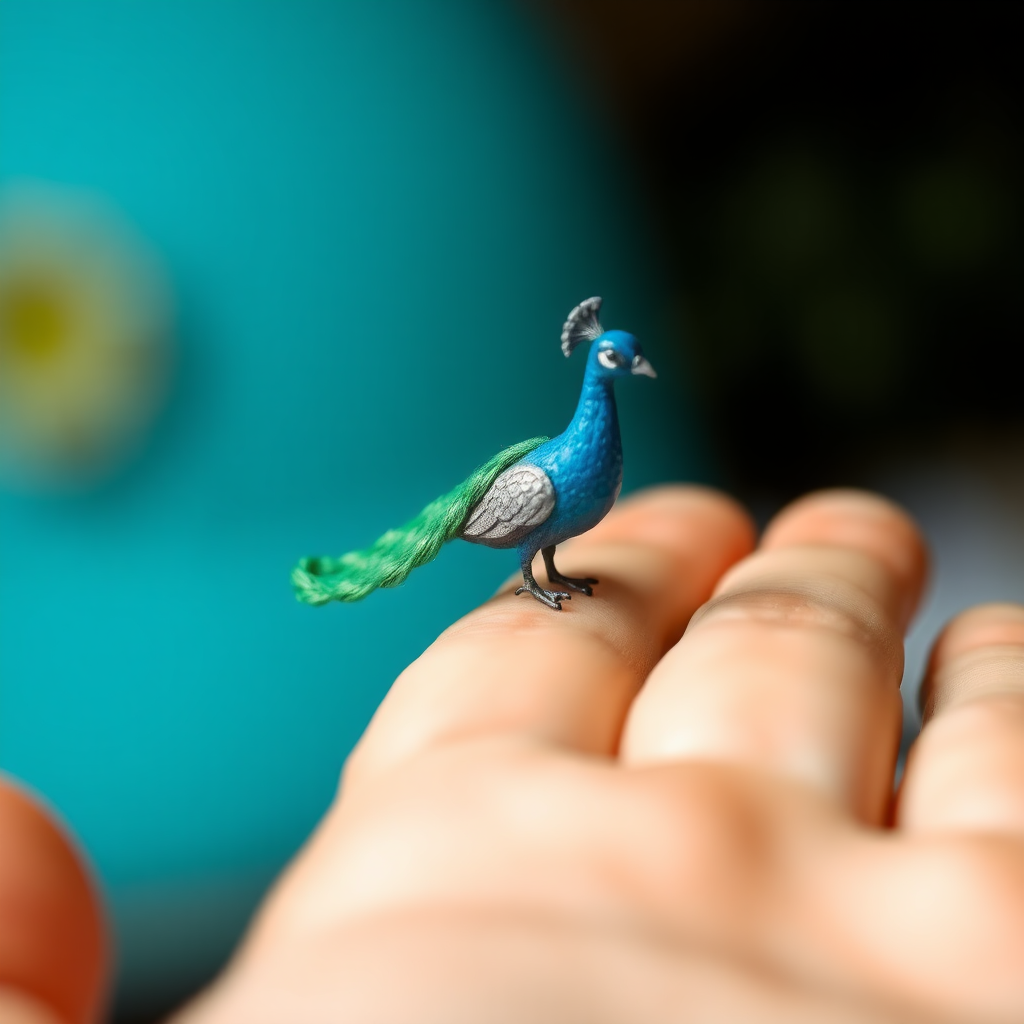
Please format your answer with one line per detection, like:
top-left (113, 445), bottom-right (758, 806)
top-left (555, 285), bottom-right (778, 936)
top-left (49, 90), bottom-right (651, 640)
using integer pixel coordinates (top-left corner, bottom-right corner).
top-left (6, 487), bottom-right (1024, 1023)
top-left (168, 486), bottom-right (1024, 1024)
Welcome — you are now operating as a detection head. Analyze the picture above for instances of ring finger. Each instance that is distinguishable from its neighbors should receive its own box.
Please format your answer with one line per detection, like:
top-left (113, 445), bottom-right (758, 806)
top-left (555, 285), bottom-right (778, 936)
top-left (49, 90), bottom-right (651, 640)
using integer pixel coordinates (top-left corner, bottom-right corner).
top-left (620, 490), bottom-right (928, 824)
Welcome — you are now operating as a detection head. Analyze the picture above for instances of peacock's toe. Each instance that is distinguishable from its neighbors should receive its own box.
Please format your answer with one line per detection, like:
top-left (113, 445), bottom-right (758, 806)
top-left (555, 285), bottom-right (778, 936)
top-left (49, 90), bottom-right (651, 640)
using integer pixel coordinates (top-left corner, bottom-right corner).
top-left (516, 581), bottom-right (571, 610)
top-left (549, 573), bottom-right (599, 596)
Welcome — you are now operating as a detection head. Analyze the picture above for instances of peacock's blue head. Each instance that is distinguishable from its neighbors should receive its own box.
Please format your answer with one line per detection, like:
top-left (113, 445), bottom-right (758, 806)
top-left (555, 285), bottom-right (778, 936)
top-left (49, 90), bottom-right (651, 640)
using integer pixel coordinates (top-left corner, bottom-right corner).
top-left (590, 329), bottom-right (656, 380)
top-left (560, 296), bottom-right (656, 380)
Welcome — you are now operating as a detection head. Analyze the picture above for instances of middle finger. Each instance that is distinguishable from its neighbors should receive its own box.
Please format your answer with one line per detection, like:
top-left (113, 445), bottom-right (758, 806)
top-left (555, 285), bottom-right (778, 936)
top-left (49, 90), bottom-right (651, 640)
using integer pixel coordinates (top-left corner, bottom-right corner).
top-left (620, 490), bottom-right (927, 823)
top-left (345, 487), bottom-right (755, 789)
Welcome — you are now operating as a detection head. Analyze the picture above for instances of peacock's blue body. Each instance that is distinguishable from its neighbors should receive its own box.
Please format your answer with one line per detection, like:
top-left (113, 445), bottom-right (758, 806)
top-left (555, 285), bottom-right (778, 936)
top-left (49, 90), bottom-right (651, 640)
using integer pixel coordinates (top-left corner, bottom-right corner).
top-left (293, 298), bottom-right (656, 610)
top-left (455, 304), bottom-right (655, 609)
top-left (514, 342), bottom-right (626, 554)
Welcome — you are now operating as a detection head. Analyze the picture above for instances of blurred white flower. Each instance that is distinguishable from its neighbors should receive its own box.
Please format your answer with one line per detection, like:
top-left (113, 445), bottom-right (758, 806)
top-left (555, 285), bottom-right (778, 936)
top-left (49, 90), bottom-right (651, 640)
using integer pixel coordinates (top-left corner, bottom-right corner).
top-left (0, 183), bottom-right (171, 487)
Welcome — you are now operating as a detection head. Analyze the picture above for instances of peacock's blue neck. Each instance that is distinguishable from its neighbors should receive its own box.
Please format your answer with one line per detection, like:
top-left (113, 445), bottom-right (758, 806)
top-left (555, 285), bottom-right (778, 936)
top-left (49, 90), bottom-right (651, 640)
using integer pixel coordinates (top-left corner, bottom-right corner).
top-left (513, 353), bottom-right (626, 554)
top-left (565, 366), bottom-right (620, 450)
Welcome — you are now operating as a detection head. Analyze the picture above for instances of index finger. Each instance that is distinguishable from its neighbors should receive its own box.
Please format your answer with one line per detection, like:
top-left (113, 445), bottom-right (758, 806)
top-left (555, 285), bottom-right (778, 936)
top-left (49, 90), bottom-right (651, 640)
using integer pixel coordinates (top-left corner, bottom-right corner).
top-left (345, 486), bottom-right (755, 788)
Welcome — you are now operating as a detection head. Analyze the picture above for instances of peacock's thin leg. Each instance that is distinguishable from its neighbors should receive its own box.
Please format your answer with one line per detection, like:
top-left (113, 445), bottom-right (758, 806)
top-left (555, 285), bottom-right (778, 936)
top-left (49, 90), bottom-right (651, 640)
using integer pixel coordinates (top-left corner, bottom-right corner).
top-left (516, 550), bottom-right (571, 610)
top-left (542, 546), bottom-right (599, 597)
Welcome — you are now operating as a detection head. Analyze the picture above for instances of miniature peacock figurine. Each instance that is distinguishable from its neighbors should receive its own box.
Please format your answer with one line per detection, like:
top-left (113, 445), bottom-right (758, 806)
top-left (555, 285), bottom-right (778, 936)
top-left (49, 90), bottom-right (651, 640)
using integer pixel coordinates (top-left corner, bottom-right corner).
top-left (292, 297), bottom-right (656, 610)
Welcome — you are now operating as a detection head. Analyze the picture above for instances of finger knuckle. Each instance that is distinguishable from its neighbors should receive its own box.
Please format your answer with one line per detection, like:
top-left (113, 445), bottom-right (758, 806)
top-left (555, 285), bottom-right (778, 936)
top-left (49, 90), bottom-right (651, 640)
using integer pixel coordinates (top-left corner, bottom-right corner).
top-left (926, 691), bottom-right (1024, 746)
top-left (623, 767), bottom-right (775, 915)
top-left (690, 585), bottom-right (900, 673)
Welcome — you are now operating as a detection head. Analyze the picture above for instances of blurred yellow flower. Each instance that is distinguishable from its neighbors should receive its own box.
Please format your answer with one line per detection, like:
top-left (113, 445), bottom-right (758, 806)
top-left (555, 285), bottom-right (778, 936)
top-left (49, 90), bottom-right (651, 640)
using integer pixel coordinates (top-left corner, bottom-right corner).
top-left (0, 183), bottom-right (170, 487)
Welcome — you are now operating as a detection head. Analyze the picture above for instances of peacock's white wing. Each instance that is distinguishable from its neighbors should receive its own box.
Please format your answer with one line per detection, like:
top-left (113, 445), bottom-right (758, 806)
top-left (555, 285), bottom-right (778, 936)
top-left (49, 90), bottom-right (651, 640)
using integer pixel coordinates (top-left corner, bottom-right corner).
top-left (461, 462), bottom-right (555, 544)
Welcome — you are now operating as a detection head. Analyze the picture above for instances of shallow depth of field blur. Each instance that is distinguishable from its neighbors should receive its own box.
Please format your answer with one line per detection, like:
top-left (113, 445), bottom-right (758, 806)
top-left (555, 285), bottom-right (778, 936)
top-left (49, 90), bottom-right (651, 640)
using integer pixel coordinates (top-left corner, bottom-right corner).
top-left (1, 2), bottom-right (1021, 1020)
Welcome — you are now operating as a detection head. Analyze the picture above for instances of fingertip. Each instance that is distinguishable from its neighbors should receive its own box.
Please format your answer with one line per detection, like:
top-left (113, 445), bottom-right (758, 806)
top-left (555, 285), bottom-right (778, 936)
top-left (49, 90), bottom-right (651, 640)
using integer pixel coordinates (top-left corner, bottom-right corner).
top-left (0, 777), bottom-right (108, 1024)
top-left (760, 489), bottom-right (928, 622)
top-left (919, 603), bottom-right (1024, 718)
top-left (597, 485), bottom-right (757, 567)
top-left (615, 483), bottom-right (753, 523)
top-left (930, 603), bottom-right (1024, 664)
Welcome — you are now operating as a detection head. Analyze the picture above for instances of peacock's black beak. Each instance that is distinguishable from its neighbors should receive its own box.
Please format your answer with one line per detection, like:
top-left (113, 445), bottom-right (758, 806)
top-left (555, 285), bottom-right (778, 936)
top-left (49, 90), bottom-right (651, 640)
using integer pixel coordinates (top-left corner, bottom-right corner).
top-left (631, 355), bottom-right (657, 378)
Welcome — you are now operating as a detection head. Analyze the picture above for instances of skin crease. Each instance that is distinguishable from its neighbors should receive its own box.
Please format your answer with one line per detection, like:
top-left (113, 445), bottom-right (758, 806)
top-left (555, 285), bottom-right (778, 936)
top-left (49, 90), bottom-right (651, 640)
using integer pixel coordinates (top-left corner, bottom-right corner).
top-left (6, 487), bottom-right (1024, 1022)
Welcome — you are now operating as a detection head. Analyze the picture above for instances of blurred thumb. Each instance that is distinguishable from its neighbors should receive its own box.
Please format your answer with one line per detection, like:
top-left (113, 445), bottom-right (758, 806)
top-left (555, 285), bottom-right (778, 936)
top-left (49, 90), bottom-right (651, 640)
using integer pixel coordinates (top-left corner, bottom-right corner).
top-left (0, 777), bottom-right (108, 1024)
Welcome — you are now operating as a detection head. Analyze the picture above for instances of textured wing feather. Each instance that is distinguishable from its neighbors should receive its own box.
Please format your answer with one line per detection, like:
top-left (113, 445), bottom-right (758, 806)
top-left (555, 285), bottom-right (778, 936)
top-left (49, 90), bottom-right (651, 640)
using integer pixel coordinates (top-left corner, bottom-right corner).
top-left (461, 463), bottom-right (555, 546)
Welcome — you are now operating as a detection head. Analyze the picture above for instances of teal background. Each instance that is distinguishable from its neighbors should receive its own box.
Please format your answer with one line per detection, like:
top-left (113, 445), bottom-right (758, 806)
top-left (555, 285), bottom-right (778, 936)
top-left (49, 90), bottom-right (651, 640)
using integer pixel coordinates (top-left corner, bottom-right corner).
top-left (0, 0), bottom-right (705, 1010)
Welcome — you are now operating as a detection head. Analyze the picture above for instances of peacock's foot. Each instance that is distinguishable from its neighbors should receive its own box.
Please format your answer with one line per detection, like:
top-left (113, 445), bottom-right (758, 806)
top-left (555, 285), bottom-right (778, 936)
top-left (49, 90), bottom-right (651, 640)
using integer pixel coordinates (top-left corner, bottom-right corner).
top-left (516, 580), bottom-right (571, 611)
top-left (547, 571), bottom-right (599, 597)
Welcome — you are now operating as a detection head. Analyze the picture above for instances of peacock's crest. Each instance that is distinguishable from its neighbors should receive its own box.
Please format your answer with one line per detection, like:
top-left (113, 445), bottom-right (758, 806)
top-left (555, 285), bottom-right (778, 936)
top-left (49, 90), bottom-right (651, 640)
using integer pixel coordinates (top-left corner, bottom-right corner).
top-left (560, 296), bottom-right (603, 357)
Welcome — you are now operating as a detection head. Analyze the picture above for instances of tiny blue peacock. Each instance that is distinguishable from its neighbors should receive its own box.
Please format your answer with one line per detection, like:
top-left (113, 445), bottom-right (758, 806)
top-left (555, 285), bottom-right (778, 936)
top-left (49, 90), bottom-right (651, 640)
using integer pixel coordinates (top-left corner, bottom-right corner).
top-left (292, 297), bottom-right (656, 610)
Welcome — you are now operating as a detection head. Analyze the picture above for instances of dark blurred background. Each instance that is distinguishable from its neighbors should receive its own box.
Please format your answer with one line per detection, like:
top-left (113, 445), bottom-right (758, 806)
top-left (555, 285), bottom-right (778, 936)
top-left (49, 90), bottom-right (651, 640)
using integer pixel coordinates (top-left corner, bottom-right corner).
top-left (540, 0), bottom-right (1022, 503)
top-left (1, 2), bottom-right (1021, 1020)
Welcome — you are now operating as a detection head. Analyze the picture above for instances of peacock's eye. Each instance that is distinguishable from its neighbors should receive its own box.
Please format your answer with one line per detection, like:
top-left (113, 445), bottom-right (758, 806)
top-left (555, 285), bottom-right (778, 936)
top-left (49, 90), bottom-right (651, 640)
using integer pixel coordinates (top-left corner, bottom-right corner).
top-left (598, 348), bottom-right (624, 370)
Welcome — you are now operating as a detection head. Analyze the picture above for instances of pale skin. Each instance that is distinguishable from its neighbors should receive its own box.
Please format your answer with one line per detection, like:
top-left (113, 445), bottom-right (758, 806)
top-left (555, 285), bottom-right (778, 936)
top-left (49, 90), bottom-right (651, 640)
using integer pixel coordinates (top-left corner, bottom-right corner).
top-left (4, 487), bottom-right (1024, 1024)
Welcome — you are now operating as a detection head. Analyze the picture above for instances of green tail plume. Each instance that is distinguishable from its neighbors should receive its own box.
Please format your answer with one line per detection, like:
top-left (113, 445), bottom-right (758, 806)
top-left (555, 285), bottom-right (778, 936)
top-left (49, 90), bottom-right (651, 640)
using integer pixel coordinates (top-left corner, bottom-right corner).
top-left (292, 436), bottom-right (549, 606)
